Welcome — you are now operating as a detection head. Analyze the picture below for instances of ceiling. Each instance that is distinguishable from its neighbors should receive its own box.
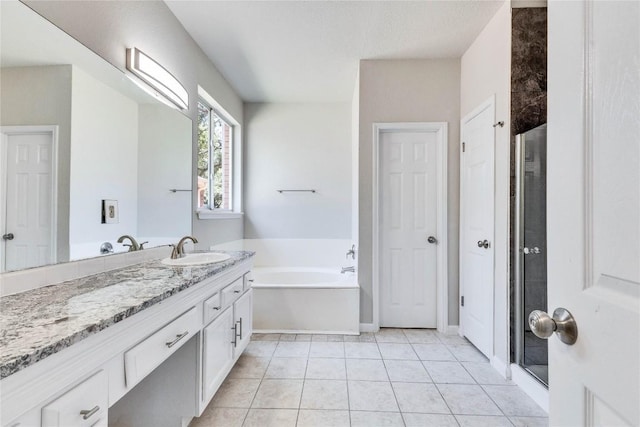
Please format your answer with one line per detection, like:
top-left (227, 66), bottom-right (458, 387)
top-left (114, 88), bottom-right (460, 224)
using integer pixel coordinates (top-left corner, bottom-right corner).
top-left (165, 1), bottom-right (504, 103)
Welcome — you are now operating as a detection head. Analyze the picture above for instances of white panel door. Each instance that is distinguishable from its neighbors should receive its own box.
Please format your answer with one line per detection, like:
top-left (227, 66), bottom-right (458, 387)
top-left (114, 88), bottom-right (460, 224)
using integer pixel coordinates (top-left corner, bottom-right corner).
top-left (460, 99), bottom-right (495, 358)
top-left (1, 129), bottom-right (55, 272)
top-left (380, 130), bottom-right (437, 328)
top-left (547, 1), bottom-right (639, 425)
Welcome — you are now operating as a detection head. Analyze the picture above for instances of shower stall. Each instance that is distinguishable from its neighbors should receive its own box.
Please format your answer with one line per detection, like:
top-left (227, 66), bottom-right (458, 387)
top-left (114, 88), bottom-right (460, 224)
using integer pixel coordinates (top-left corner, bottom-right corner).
top-left (514, 123), bottom-right (548, 386)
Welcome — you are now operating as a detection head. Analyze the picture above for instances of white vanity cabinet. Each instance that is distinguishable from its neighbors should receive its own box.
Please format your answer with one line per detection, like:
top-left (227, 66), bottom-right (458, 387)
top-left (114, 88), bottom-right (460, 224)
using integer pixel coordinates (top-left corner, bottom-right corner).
top-left (1, 256), bottom-right (254, 427)
top-left (199, 276), bottom-right (253, 410)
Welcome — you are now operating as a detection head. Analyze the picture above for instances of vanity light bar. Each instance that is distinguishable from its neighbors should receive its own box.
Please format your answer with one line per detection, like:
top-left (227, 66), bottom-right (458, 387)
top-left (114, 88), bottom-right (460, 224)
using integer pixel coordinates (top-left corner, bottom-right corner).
top-left (126, 47), bottom-right (189, 110)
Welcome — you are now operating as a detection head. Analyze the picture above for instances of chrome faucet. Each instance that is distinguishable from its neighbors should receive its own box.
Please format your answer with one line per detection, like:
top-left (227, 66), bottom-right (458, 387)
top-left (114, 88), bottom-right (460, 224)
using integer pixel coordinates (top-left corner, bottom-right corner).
top-left (346, 244), bottom-right (356, 260)
top-left (170, 236), bottom-right (199, 259)
top-left (117, 235), bottom-right (144, 252)
top-left (341, 266), bottom-right (356, 274)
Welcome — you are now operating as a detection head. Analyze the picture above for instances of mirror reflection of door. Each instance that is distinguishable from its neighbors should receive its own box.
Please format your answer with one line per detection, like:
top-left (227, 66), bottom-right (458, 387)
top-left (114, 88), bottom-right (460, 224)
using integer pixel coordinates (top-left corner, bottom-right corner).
top-left (1, 126), bottom-right (57, 272)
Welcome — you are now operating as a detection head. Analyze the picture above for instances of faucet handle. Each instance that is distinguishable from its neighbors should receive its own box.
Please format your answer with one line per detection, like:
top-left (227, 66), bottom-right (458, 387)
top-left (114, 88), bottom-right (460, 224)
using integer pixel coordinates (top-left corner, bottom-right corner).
top-left (169, 244), bottom-right (179, 259)
top-left (139, 241), bottom-right (149, 250)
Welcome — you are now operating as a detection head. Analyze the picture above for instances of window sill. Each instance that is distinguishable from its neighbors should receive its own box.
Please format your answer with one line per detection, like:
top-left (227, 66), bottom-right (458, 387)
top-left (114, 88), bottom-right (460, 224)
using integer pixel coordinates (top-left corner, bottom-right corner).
top-left (196, 210), bottom-right (244, 220)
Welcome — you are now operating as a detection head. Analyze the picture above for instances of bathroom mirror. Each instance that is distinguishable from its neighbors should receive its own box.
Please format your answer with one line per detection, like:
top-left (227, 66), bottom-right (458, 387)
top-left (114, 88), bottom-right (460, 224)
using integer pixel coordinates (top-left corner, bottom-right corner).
top-left (0, 1), bottom-right (192, 272)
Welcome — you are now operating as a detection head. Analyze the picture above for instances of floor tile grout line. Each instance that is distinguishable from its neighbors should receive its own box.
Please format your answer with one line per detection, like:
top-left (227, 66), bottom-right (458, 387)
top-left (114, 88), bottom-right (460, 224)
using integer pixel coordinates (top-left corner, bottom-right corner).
top-left (374, 333), bottom-right (405, 424)
top-left (478, 383), bottom-right (512, 419)
top-left (344, 348), bottom-right (352, 427)
top-left (294, 350), bottom-right (310, 427)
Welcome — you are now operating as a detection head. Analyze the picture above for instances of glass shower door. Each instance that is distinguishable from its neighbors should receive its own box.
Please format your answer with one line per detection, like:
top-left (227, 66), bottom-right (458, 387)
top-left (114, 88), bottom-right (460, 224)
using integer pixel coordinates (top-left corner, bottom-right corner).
top-left (515, 124), bottom-right (548, 386)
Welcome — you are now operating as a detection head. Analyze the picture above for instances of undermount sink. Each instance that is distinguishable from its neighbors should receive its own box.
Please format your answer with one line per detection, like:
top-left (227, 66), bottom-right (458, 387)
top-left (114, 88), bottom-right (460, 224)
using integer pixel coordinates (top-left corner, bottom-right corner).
top-left (161, 252), bottom-right (231, 266)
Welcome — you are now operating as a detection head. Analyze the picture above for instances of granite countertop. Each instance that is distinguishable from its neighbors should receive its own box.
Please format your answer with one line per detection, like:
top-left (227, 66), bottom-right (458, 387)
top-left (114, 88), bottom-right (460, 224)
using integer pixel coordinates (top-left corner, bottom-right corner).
top-left (0, 251), bottom-right (254, 379)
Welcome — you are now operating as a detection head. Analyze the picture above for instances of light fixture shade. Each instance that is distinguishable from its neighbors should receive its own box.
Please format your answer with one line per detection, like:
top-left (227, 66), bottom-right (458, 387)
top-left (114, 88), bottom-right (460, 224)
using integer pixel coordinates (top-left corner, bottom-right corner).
top-left (126, 47), bottom-right (189, 110)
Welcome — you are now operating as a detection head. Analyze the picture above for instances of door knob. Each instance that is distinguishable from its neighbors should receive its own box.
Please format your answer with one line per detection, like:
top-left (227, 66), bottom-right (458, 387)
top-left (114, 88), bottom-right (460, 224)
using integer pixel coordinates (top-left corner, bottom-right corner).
top-left (528, 308), bottom-right (578, 345)
top-left (427, 236), bottom-right (437, 244)
top-left (477, 239), bottom-right (490, 249)
top-left (2, 233), bottom-right (14, 241)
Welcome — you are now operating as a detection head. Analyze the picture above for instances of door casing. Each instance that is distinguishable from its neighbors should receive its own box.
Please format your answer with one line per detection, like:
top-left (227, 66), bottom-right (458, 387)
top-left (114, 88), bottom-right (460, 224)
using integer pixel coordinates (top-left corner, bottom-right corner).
top-left (372, 122), bottom-right (448, 333)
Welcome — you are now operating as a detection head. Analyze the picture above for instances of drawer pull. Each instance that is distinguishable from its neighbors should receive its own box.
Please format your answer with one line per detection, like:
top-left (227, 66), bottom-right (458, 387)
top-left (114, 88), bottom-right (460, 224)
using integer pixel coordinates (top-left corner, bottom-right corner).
top-left (233, 290), bottom-right (241, 294)
top-left (80, 405), bottom-right (100, 420)
top-left (165, 331), bottom-right (189, 348)
top-left (212, 306), bottom-right (221, 311)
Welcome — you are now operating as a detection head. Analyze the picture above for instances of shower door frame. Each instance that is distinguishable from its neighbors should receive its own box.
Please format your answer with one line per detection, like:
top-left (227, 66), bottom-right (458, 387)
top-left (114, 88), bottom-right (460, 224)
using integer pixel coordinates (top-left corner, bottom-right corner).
top-left (514, 126), bottom-right (548, 386)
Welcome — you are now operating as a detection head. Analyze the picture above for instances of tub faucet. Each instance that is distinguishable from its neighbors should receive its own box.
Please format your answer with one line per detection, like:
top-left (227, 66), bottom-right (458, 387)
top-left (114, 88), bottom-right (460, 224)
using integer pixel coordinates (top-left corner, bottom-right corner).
top-left (346, 244), bottom-right (356, 260)
top-left (117, 235), bottom-right (141, 252)
top-left (341, 266), bottom-right (356, 274)
top-left (170, 236), bottom-right (199, 259)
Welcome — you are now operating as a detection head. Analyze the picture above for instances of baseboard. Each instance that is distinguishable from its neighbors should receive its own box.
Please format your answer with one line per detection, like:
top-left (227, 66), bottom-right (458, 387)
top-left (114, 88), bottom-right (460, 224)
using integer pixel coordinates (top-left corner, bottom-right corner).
top-left (511, 363), bottom-right (549, 413)
top-left (445, 325), bottom-right (460, 336)
top-left (253, 329), bottom-right (358, 336)
top-left (490, 356), bottom-right (511, 379)
top-left (359, 323), bottom-right (379, 333)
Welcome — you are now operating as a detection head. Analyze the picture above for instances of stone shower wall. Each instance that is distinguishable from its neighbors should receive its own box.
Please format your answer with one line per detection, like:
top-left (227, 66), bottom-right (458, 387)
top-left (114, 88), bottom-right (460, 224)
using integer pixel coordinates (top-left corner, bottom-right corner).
top-left (509, 7), bottom-right (547, 363)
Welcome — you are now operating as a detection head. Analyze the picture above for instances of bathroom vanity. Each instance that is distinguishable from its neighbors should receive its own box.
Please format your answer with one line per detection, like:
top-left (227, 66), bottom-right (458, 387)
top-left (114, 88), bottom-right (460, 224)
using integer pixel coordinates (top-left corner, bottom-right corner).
top-left (0, 251), bottom-right (254, 427)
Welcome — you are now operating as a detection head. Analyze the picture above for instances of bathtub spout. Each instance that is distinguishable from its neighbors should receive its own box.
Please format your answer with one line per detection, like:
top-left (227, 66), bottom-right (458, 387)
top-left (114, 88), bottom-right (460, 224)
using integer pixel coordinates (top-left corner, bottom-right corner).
top-left (341, 266), bottom-right (355, 274)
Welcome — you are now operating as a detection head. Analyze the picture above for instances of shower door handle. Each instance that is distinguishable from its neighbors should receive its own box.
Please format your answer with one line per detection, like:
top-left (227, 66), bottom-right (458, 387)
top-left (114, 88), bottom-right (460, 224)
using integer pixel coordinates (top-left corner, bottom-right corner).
top-left (528, 308), bottom-right (578, 345)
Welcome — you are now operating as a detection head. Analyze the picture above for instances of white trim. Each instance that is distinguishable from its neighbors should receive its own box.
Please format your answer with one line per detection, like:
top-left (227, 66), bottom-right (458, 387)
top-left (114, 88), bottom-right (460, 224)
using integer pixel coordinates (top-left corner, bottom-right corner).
top-left (0, 126), bottom-right (58, 272)
top-left (372, 122), bottom-right (448, 333)
top-left (196, 86), bottom-right (243, 217)
top-left (253, 329), bottom-right (359, 336)
top-left (445, 325), bottom-right (460, 336)
top-left (490, 355), bottom-right (511, 379)
top-left (511, 363), bottom-right (549, 413)
top-left (359, 323), bottom-right (378, 333)
top-left (196, 210), bottom-right (244, 220)
top-left (459, 95), bottom-right (496, 357)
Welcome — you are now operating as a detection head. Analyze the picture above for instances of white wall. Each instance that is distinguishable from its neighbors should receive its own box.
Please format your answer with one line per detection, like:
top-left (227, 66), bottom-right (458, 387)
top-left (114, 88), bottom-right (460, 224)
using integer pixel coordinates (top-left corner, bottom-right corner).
top-left (358, 59), bottom-right (461, 325)
top-left (24, 0), bottom-right (246, 249)
top-left (69, 66), bottom-right (138, 257)
top-left (0, 65), bottom-right (72, 262)
top-left (460, 1), bottom-right (511, 369)
top-left (244, 103), bottom-right (352, 239)
top-left (137, 104), bottom-right (192, 239)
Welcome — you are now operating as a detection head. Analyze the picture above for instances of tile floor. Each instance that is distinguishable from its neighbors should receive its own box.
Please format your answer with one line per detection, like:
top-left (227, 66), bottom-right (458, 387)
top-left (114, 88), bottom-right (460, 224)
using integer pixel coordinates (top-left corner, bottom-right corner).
top-left (191, 329), bottom-right (548, 427)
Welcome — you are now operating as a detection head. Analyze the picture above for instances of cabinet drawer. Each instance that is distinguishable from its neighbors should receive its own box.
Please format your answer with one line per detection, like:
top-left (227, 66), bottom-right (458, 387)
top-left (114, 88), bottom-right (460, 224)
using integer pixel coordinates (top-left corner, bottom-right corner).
top-left (41, 371), bottom-right (108, 427)
top-left (243, 272), bottom-right (253, 291)
top-left (203, 292), bottom-right (222, 325)
top-left (221, 278), bottom-right (244, 307)
top-left (124, 307), bottom-right (198, 387)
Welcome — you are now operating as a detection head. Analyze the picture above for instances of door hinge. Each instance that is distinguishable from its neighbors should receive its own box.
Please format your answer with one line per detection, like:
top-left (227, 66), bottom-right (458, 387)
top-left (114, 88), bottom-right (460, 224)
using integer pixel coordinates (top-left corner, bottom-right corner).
top-left (462, 142), bottom-right (466, 153)
top-left (461, 296), bottom-right (465, 307)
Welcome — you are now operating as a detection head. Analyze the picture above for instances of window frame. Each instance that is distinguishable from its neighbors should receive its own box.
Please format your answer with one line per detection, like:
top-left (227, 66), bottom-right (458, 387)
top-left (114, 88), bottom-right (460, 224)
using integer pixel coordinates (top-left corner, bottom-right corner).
top-left (196, 90), bottom-right (242, 219)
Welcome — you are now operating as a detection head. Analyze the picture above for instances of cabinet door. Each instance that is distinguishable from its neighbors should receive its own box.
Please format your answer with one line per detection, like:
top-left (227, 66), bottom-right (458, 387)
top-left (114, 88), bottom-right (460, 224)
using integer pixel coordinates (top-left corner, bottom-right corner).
top-left (233, 289), bottom-right (253, 357)
top-left (202, 307), bottom-right (234, 404)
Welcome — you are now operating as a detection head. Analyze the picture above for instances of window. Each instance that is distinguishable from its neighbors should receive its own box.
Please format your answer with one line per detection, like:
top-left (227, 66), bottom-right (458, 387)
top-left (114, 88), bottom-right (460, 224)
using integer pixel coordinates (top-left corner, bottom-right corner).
top-left (197, 101), bottom-right (233, 211)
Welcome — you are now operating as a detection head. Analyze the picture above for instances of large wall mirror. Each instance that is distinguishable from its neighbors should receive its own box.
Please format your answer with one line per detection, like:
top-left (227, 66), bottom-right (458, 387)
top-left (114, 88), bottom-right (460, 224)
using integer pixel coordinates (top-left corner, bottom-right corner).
top-left (0, 1), bottom-right (192, 273)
